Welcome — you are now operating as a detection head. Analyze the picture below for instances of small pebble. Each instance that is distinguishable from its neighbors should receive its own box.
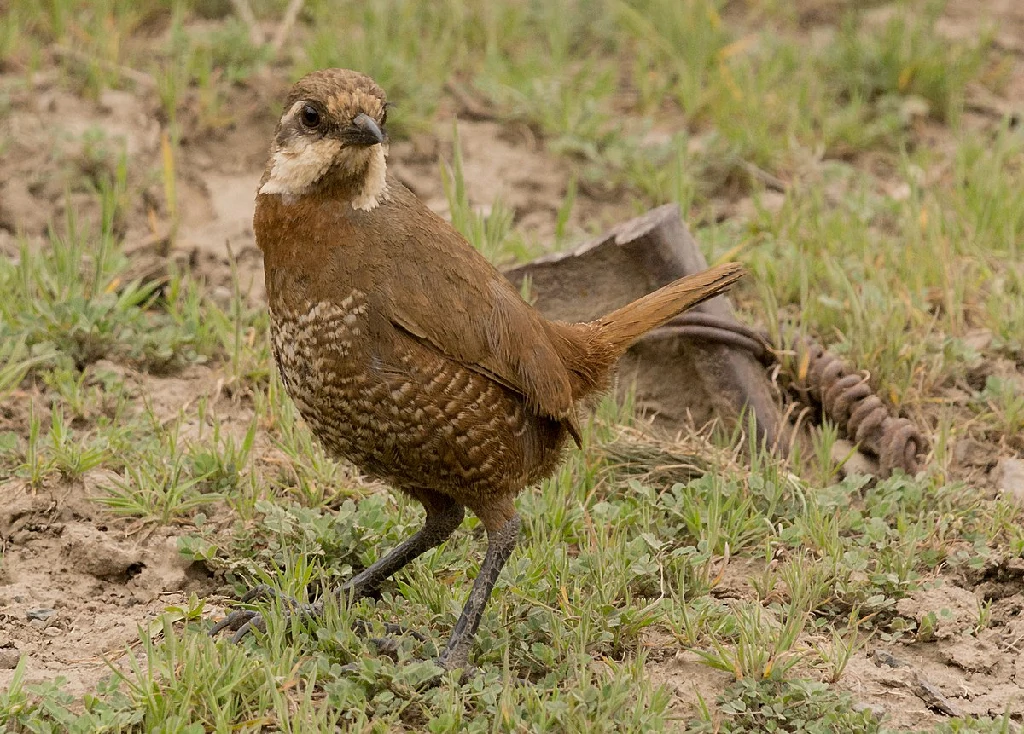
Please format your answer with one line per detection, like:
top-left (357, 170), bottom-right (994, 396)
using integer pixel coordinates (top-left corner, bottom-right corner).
top-left (0, 649), bottom-right (21, 669)
top-left (853, 702), bottom-right (887, 719)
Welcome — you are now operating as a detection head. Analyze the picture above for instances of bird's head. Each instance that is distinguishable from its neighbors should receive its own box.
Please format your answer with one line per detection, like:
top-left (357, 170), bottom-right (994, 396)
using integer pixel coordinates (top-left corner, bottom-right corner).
top-left (260, 68), bottom-right (391, 210)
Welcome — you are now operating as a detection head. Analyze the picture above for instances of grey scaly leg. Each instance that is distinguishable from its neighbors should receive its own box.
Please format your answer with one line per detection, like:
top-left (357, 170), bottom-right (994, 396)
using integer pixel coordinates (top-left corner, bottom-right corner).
top-left (437, 514), bottom-right (521, 670)
top-left (212, 497), bottom-right (465, 641)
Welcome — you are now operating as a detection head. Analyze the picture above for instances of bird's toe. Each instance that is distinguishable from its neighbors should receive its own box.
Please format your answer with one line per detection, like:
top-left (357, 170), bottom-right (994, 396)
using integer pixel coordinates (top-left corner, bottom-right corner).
top-left (209, 584), bottom-right (312, 642)
top-left (210, 608), bottom-right (262, 638)
top-left (231, 614), bottom-right (267, 643)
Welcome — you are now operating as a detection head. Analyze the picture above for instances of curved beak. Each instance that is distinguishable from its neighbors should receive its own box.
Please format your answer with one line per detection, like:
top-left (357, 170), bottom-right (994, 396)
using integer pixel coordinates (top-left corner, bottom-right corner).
top-left (350, 113), bottom-right (385, 146)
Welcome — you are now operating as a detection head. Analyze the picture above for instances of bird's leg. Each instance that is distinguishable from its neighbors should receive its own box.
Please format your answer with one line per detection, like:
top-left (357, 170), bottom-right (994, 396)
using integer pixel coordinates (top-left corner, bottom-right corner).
top-left (211, 493), bottom-right (464, 643)
top-left (340, 497), bottom-right (464, 599)
top-left (438, 512), bottom-right (521, 671)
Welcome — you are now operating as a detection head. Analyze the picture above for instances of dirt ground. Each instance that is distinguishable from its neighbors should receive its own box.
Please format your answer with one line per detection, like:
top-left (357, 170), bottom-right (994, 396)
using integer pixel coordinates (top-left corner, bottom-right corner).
top-left (1, 1), bottom-right (1024, 730)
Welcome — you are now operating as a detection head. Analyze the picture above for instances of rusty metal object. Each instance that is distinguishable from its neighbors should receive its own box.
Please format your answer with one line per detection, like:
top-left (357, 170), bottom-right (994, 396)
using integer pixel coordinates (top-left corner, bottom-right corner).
top-left (642, 313), bottom-right (926, 477)
top-left (652, 312), bottom-right (774, 365)
top-left (787, 336), bottom-right (925, 477)
top-left (503, 204), bottom-right (783, 449)
top-left (502, 204), bottom-right (926, 479)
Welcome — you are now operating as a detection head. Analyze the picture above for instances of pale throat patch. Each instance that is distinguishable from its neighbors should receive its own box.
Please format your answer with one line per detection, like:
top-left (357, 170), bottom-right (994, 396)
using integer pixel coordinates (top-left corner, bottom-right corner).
top-left (259, 101), bottom-right (390, 210)
top-left (351, 145), bottom-right (388, 211)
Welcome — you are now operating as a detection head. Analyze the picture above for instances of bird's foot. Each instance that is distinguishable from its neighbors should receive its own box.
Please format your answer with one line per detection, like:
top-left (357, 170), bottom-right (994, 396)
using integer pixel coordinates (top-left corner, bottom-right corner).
top-left (209, 584), bottom-right (318, 642)
top-left (210, 585), bottom-right (432, 652)
top-left (350, 619), bottom-right (428, 661)
top-left (434, 658), bottom-right (478, 686)
top-left (337, 652), bottom-right (475, 691)
top-left (430, 646), bottom-right (478, 684)
top-left (329, 628), bottom-right (474, 688)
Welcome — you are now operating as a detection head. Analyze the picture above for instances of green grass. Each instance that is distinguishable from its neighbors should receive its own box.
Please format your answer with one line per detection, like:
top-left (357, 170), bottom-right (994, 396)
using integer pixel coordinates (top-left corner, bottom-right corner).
top-left (2, 0), bottom-right (1023, 731)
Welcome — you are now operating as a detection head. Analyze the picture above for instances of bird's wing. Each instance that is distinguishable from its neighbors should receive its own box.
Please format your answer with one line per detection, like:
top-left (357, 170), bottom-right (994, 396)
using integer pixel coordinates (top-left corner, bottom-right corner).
top-left (371, 182), bottom-right (579, 432)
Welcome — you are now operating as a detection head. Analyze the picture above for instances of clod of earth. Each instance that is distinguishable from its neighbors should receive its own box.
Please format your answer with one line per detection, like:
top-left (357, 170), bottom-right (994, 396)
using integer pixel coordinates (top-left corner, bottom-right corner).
top-left (60, 524), bottom-right (144, 580)
top-left (25, 608), bottom-right (56, 622)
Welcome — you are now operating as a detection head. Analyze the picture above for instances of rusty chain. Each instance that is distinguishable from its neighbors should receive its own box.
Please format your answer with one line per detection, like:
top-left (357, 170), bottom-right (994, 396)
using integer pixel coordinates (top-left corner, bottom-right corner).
top-left (654, 313), bottom-right (926, 477)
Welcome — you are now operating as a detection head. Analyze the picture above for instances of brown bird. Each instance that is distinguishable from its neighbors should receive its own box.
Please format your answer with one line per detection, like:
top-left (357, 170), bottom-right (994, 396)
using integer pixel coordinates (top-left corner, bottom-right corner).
top-left (211, 68), bottom-right (744, 671)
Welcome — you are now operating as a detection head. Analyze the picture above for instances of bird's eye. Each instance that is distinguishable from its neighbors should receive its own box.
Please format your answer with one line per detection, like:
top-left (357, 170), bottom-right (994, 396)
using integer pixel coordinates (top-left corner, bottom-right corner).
top-left (299, 105), bottom-right (321, 129)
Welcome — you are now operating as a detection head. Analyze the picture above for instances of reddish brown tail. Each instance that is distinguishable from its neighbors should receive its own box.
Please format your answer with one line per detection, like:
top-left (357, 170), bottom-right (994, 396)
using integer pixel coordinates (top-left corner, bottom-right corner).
top-left (594, 262), bottom-right (745, 355)
top-left (541, 262), bottom-right (744, 406)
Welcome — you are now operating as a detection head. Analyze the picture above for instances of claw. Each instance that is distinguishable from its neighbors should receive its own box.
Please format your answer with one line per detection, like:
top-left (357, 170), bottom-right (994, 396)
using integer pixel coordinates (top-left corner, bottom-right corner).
top-left (210, 586), bottom-right (433, 651)
top-left (231, 616), bottom-right (266, 643)
top-left (209, 584), bottom-right (309, 641)
top-left (209, 608), bottom-right (264, 638)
